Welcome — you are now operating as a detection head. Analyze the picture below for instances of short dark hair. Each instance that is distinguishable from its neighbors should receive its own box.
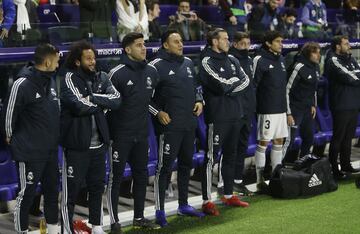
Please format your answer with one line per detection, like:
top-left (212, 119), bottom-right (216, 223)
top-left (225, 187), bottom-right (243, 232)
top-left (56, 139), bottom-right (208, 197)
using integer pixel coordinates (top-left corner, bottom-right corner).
top-left (33, 43), bottom-right (59, 65)
top-left (282, 8), bottom-right (297, 18)
top-left (206, 28), bottom-right (227, 46)
top-left (331, 35), bottom-right (349, 51)
top-left (233, 31), bottom-right (250, 43)
top-left (146, 0), bottom-right (159, 12)
top-left (122, 32), bottom-right (144, 51)
top-left (161, 29), bottom-right (181, 46)
top-left (262, 30), bottom-right (283, 49)
top-left (179, 0), bottom-right (190, 5)
top-left (301, 42), bottom-right (320, 60)
top-left (65, 40), bottom-right (96, 70)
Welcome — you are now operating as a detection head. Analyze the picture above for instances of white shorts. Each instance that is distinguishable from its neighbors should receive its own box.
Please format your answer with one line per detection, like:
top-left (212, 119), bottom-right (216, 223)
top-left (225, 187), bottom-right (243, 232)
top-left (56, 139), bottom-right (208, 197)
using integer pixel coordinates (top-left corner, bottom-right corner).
top-left (257, 113), bottom-right (288, 141)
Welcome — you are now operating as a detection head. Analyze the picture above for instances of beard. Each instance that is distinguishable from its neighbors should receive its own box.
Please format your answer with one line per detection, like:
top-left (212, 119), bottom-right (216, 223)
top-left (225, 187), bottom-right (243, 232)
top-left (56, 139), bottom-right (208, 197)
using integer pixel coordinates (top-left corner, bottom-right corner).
top-left (80, 63), bottom-right (96, 76)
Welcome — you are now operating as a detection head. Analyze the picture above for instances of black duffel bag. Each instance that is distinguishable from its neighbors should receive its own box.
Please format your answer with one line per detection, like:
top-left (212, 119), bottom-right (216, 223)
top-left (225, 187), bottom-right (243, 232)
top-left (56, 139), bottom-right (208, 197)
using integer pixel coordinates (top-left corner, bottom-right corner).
top-left (269, 156), bottom-right (338, 198)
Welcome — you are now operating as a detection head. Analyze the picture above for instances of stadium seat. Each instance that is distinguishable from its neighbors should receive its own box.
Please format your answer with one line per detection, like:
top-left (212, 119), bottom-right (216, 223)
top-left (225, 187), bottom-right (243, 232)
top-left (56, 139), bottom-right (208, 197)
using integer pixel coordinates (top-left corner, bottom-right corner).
top-left (47, 26), bottom-right (82, 45)
top-left (0, 148), bottom-right (19, 201)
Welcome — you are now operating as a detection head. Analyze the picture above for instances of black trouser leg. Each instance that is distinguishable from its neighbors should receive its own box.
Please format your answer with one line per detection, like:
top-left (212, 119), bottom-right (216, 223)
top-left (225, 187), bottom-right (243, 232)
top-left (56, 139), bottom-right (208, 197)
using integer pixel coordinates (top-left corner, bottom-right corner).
top-left (299, 110), bottom-right (314, 157)
top-left (339, 110), bottom-right (358, 170)
top-left (235, 117), bottom-right (251, 181)
top-left (177, 130), bottom-right (195, 206)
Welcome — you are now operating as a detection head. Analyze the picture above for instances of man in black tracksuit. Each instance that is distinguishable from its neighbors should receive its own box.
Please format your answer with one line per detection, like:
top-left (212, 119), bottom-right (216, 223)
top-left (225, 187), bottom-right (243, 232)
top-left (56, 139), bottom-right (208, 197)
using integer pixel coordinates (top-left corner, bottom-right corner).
top-left (2, 44), bottom-right (60, 233)
top-left (325, 35), bottom-right (360, 179)
top-left (228, 32), bottom-right (256, 196)
top-left (200, 28), bottom-right (250, 216)
top-left (149, 30), bottom-right (204, 227)
top-left (283, 42), bottom-right (321, 163)
top-left (106, 33), bottom-right (159, 233)
top-left (60, 41), bottom-right (121, 234)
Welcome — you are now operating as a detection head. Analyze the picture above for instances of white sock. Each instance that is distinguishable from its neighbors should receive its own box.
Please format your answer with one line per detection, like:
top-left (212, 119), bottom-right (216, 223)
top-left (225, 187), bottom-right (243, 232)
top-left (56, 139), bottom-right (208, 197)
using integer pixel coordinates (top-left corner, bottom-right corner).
top-left (255, 145), bottom-right (267, 184)
top-left (217, 181), bottom-right (224, 188)
top-left (234, 179), bottom-right (243, 184)
top-left (271, 144), bottom-right (283, 171)
top-left (47, 223), bottom-right (58, 234)
top-left (92, 225), bottom-right (104, 234)
top-left (224, 194), bottom-right (233, 199)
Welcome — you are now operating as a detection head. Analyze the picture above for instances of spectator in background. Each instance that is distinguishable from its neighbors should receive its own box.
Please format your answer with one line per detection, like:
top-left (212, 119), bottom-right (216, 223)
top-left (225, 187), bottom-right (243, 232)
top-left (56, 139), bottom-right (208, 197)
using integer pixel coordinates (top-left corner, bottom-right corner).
top-left (218, 0), bottom-right (251, 40)
top-left (79, 0), bottom-right (115, 44)
top-left (147, 0), bottom-right (162, 42)
top-left (0, 0), bottom-right (16, 47)
top-left (301, 0), bottom-right (329, 39)
top-left (168, 0), bottom-right (207, 41)
top-left (248, 0), bottom-right (280, 41)
top-left (116, 0), bottom-right (149, 41)
top-left (343, 0), bottom-right (360, 37)
top-left (276, 8), bottom-right (302, 39)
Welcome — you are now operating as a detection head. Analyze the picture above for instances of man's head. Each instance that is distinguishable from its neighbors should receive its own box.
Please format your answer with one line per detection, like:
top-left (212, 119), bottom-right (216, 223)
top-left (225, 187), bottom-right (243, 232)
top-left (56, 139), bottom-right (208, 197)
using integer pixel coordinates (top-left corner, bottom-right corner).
top-left (233, 32), bottom-right (251, 51)
top-left (332, 35), bottom-right (351, 55)
top-left (207, 28), bottom-right (229, 53)
top-left (122, 32), bottom-right (146, 61)
top-left (263, 30), bottom-right (283, 54)
top-left (34, 43), bottom-right (60, 72)
top-left (268, 0), bottom-right (279, 10)
top-left (65, 41), bottom-right (97, 75)
top-left (301, 42), bottom-right (321, 64)
top-left (282, 8), bottom-right (297, 25)
top-left (161, 30), bottom-right (183, 56)
top-left (147, 0), bottom-right (161, 19)
top-left (178, 0), bottom-right (191, 13)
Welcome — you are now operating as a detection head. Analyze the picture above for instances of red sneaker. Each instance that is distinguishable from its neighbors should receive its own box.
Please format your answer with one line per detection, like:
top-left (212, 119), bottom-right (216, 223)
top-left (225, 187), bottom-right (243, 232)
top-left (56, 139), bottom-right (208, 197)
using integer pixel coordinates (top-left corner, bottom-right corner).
top-left (202, 201), bottom-right (220, 216)
top-left (73, 220), bottom-right (92, 234)
top-left (221, 195), bottom-right (249, 207)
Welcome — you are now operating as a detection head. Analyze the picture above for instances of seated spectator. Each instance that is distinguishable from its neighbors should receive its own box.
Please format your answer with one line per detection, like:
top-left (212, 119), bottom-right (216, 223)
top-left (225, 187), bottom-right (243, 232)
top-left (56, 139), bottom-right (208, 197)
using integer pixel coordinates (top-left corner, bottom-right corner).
top-left (248, 0), bottom-right (280, 41)
top-left (276, 8), bottom-right (302, 39)
top-left (218, 0), bottom-right (251, 40)
top-left (0, 0), bottom-right (16, 48)
top-left (342, 0), bottom-right (360, 37)
top-left (147, 0), bottom-right (162, 42)
top-left (116, 0), bottom-right (149, 41)
top-left (301, 0), bottom-right (330, 39)
top-left (168, 0), bottom-right (207, 41)
top-left (79, 0), bottom-right (115, 44)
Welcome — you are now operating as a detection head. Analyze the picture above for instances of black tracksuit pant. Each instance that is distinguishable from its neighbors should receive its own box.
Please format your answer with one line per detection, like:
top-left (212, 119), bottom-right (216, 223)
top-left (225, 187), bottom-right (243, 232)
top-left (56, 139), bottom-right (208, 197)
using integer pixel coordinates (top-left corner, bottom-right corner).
top-left (61, 145), bottom-right (106, 233)
top-left (329, 110), bottom-right (359, 171)
top-left (202, 122), bottom-right (241, 201)
top-left (106, 136), bottom-right (148, 223)
top-left (14, 153), bottom-right (59, 233)
top-left (234, 116), bottom-right (252, 181)
top-left (283, 108), bottom-right (314, 163)
top-left (154, 130), bottom-right (195, 210)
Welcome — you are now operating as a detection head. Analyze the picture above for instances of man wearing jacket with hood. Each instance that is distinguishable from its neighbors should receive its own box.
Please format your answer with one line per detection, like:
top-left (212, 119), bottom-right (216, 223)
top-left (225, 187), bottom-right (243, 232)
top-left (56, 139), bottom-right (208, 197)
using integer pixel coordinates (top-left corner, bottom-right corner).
top-left (3, 43), bottom-right (60, 234)
top-left (149, 29), bottom-right (205, 227)
top-left (283, 42), bottom-right (321, 163)
top-left (325, 35), bottom-right (360, 179)
top-left (253, 30), bottom-right (288, 194)
top-left (106, 32), bottom-right (160, 233)
top-left (60, 41), bottom-right (121, 234)
top-left (200, 28), bottom-right (250, 216)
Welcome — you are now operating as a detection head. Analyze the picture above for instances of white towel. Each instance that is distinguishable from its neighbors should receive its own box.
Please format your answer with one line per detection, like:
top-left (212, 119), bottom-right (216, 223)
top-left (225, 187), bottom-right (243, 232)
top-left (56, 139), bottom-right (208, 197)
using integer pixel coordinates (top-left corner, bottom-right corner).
top-left (13, 0), bottom-right (31, 33)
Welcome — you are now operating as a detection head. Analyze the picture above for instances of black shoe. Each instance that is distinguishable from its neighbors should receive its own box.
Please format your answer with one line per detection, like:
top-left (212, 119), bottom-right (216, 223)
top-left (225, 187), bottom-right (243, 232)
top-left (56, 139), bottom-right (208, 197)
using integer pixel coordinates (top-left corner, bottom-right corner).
top-left (256, 182), bottom-right (269, 195)
top-left (110, 223), bottom-right (122, 234)
top-left (133, 217), bottom-right (161, 230)
top-left (355, 178), bottom-right (360, 188)
top-left (342, 166), bottom-right (360, 174)
top-left (217, 186), bottom-right (224, 197)
top-left (234, 183), bottom-right (254, 196)
top-left (333, 170), bottom-right (347, 180)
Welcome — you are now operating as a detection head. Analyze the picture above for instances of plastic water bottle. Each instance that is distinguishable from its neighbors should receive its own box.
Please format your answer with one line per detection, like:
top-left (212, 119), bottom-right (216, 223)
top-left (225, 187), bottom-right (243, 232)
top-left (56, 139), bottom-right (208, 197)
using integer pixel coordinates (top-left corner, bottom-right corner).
top-left (40, 217), bottom-right (47, 234)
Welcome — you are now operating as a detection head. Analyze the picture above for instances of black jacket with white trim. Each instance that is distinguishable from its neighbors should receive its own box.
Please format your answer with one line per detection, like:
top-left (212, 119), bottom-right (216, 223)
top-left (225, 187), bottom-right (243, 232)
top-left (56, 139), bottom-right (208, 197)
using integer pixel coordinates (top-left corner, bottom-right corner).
top-left (60, 69), bottom-right (121, 150)
top-left (253, 48), bottom-right (287, 114)
top-left (286, 55), bottom-right (320, 114)
top-left (149, 49), bottom-right (203, 133)
top-left (2, 65), bottom-right (60, 162)
top-left (199, 47), bottom-right (249, 124)
top-left (107, 54), bottom-right (159, 140)
top-left (325, 51), bottom-right (360, 111)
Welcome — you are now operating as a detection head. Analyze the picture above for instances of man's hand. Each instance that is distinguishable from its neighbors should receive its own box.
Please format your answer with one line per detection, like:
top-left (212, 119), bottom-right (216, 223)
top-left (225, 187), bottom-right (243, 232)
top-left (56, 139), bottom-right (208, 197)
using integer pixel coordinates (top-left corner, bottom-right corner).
top-left (229, 16), bottom-right (237, 25)
top-left (287, 115), bottom-right (295, 126)
top-left (189, 11), bottom-right (198, 21)
top-left (193, 102), bottom-right (203, 116)
top-left (157, 111), bottom-right (171, 125)
top-left (0, 28), bottom-right (9, 40)
top-left (311, 106), bottom-right (316, 119)
top-left (5, 137), bottom-right (10, 145)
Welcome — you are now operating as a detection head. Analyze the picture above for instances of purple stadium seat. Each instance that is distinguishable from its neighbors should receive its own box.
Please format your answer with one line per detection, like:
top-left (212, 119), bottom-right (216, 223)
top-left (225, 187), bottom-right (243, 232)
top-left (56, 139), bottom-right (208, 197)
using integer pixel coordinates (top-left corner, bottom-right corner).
top-left (0, 148), bottom-right (19, 201)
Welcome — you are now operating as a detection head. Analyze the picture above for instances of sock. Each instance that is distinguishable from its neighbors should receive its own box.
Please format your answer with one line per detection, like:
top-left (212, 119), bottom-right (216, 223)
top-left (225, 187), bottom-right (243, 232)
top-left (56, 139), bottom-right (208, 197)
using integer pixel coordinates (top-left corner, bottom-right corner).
top-left (255, 145), bottom-right (267, 184)
top-left (47, 223), bottom-right (58, 234)
top-left (271, 144), bottom-right (283, 171)
top-left (217, 181), bottom-right (224, 188)
top-left (134, 217), bottom-right (142, 221)
top-left (224, 194), bottom-right (233, 199)
top-left (203, 200), bottom-right (211, 204)
top-left (234, 179), bottom-right (243, 184)
top-left (92, 225), bottom-right (104, 234)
